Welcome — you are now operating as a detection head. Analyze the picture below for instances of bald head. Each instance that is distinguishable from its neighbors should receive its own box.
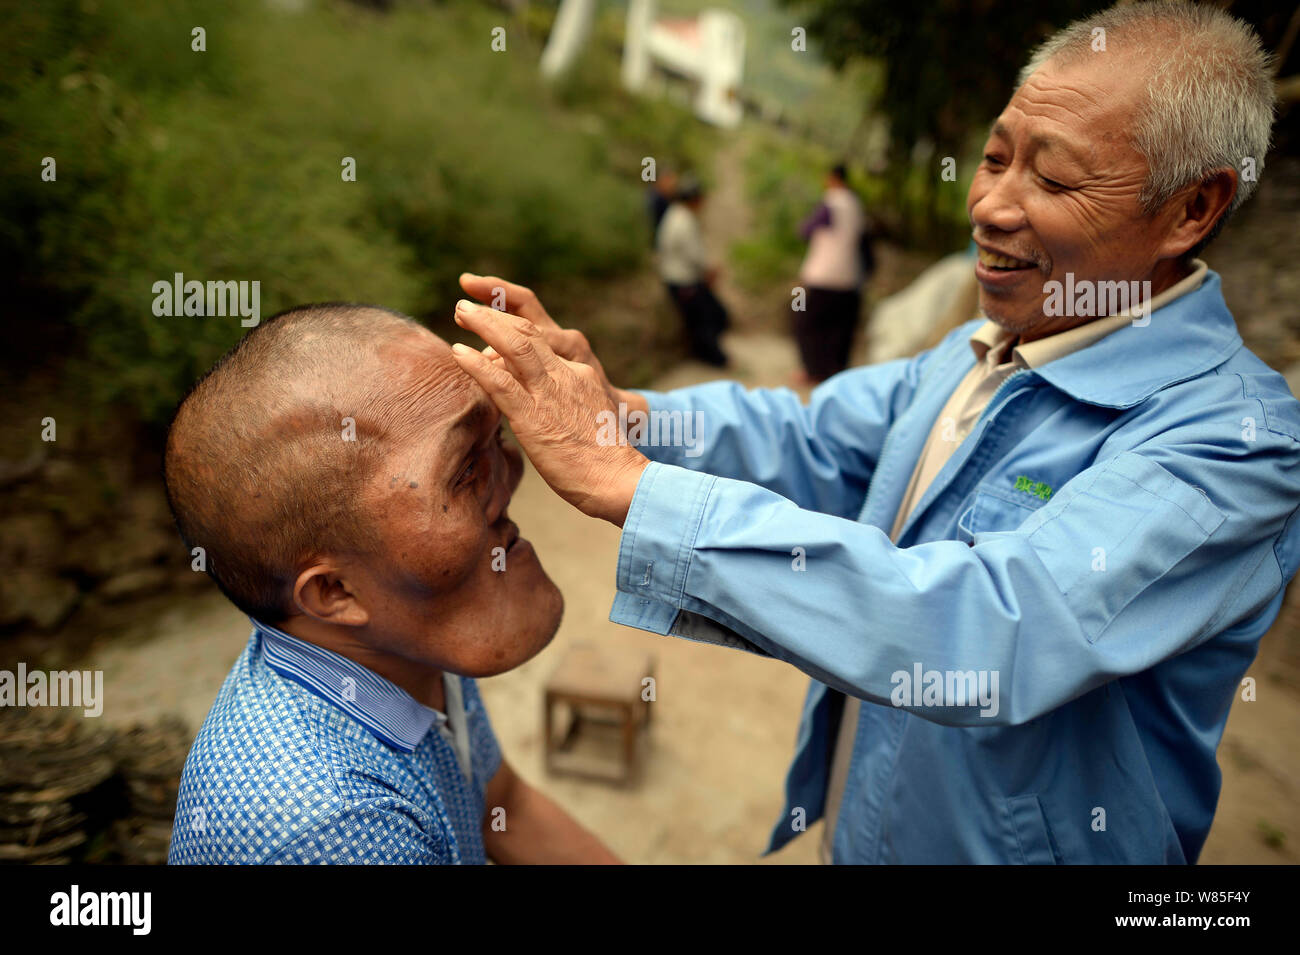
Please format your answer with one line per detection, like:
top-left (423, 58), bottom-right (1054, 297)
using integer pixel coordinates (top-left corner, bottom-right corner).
top-left (164, 303), bottom-right (435, 621)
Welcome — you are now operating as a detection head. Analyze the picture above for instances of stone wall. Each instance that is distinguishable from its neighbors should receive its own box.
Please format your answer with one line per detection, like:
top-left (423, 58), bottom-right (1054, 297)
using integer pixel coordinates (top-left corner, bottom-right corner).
top-left (0, 407), bottom-right (200, 642)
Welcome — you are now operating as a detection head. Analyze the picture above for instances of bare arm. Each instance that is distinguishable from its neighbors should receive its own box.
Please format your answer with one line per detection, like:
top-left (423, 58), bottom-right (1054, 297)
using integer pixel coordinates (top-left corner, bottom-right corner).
top-left (482, 759), bottom-right (622, 864)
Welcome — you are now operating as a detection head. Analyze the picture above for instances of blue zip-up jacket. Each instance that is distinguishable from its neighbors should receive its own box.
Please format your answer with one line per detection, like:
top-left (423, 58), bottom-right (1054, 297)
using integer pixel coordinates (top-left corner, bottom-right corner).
top-left (608, 270), bottom-right (1300, 863)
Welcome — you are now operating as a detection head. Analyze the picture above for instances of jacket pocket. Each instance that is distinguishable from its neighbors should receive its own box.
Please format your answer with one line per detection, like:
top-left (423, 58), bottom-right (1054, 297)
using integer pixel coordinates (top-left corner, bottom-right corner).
top-left (1024, 451), bottom-right (1225, 643)
top-left (957, 486), bottom-right (1045, 545)
top-left (1005, 794), bottom-right (1061, 865)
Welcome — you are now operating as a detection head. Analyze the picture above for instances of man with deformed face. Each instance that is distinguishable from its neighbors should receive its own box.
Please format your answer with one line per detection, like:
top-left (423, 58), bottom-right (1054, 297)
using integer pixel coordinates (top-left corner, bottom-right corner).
top-left (165, 303), bottom-right (618, 864)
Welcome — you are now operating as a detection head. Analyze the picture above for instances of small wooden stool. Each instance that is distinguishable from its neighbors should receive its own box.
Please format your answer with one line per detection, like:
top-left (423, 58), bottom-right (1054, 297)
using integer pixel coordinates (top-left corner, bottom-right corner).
top-left (544, 644), bottom-right (655, 785)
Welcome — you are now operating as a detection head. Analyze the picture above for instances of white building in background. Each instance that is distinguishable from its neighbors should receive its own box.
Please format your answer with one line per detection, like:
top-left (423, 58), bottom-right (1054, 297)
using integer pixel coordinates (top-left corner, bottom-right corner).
top-left (541, 0), bottom-right (746, 128)
top-left (539, 0), bottom-right (600, 77)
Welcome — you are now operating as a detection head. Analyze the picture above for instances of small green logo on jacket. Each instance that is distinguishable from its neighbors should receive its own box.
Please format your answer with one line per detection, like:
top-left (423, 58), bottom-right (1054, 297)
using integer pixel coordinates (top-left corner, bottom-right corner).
top-left (1014, 475), bottom-right (1053, 501)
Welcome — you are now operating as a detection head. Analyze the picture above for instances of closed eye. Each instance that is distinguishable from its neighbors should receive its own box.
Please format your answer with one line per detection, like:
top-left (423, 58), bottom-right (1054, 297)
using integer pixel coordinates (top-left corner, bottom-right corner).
top-left (456, 426), bottom-right (504, 487)
top-left (456, 457), bottom-right (477, 486)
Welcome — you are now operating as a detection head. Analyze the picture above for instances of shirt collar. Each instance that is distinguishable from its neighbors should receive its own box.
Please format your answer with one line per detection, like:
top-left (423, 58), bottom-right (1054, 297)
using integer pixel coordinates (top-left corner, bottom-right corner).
top-left (252, 617), bottom-right (443, 752)
top-left (964, 261), bottom-right (1238, 408)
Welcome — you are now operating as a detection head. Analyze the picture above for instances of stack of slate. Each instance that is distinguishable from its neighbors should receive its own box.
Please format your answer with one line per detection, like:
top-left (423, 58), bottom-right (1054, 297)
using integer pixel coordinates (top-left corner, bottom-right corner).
top-left (111, 716), bottom-right (188, 864)
top-left (0, 706), bottom-right (117, 864)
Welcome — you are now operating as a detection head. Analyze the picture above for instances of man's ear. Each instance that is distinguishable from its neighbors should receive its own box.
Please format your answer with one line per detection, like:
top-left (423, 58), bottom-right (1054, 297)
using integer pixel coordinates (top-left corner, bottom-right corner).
top-left (292, 561), bottom-right (370, 627)
top-left (1157, 167), bottom-right (1237, 260)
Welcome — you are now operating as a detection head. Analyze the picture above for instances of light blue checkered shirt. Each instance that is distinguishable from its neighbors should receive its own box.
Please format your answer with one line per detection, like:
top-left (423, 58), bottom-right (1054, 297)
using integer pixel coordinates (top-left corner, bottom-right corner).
top-left (168, 619), bottom-right (502, 864)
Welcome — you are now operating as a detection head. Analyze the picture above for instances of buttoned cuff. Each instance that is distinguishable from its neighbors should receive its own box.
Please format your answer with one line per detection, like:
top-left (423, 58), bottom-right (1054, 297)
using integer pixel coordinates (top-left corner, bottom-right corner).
top-left (609, 461), bottom-right (717, 635)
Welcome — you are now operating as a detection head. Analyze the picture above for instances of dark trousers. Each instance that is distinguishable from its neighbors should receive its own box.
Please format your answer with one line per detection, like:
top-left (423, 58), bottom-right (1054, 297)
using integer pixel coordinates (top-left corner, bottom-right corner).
top-left (792, 286), bottom-right (861, 381)
top-left (666, 282), bottom-right (729, 367)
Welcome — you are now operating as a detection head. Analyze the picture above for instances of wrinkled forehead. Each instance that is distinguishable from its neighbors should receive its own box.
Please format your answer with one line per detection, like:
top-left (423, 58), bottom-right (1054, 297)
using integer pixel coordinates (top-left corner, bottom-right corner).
top-left (991, 58), bottom-right (1153, 177)
top-left (372, 326), bottom-right (493, 444)
top-left (1011, 55), bottom-right (1150, 134)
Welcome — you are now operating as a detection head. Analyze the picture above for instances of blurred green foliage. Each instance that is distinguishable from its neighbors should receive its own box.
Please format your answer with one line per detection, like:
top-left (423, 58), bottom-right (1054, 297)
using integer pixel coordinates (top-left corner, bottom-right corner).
top-left (774, 0), bottom-right (1099, 247)
top-left (1, 0), bottom-right (708, 426)
top-left (730, 130), bottom-right (826, 290)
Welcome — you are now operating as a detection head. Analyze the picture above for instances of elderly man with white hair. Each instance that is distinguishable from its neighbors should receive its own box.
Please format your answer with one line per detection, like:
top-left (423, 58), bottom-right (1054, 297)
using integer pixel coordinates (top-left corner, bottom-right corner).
top-left (451, 1), bottom-right (1299, 864)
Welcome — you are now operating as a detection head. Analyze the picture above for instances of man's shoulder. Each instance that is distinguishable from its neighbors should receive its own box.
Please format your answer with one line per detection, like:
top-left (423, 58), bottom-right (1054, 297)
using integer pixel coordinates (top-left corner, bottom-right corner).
top-left (181, 633), bottom-right (356, 771)
top-left (169, 786), bottom-right (452, 865)
top-left (1137, 342), bottom-right (1300, 450)
top-left (1120, 271), bottom-right (1299, 440)
top-left (1213, 346), bottom-right (1300, 444)
top-left (168, 637), bottom-right (435, 863)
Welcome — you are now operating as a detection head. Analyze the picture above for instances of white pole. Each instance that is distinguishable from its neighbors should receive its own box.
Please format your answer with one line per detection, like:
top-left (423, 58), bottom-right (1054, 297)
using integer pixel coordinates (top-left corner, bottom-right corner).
top-left (622, 0), bottom-right (654, 91)
top-left (540, 0), bottom-right (599, 78)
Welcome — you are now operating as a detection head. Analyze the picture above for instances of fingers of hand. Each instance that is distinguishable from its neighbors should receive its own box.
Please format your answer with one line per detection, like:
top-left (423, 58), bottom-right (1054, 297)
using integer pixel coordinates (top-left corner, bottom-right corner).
top-left (562, 355), bottom-right (601, 385)
top-left (450, 343), bottom-right (528, 411)
top-left (455, 300), bottom-right (554, 384)
top-left (457, 272), bottom-right (556, 328)
top-left (553, 328), bottom-right (592, 363)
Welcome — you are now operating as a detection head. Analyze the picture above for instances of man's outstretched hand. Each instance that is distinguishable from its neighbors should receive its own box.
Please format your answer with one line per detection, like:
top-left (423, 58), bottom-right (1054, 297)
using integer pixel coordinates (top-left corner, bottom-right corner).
top-left (456, 273), bottom-right (647, 416)
top-left (451, 292), bottom-right (649, 528)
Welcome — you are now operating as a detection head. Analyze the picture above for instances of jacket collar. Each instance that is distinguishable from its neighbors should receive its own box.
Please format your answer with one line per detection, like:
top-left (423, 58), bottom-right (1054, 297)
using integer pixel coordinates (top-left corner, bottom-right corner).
top-left (1014, 268), bottom-right (1241, 409)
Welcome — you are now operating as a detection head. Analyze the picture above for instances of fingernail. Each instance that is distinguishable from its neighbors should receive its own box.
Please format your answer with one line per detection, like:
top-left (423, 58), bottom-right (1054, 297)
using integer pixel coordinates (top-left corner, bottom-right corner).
top-left (456, 299), bottom-right (470, 312)
top-left (451, 343), bottom-right (470, 355)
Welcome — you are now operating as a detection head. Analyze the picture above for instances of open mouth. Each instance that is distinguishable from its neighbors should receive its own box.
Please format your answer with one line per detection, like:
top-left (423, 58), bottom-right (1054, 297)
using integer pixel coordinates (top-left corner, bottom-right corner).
top-left (977, 247), bottom-right (1035, 271)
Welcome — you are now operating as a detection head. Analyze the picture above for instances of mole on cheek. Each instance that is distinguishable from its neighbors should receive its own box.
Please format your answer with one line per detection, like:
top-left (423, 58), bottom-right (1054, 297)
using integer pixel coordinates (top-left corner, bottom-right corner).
top-left (409, 481), bottom-right (418, 489)
top-left (442, 504), bottom-right (448, 513)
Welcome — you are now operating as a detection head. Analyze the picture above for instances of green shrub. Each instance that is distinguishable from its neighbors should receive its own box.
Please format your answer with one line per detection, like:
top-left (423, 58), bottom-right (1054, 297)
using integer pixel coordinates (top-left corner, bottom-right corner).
top-left (0, 0), bottom-right (685, 424)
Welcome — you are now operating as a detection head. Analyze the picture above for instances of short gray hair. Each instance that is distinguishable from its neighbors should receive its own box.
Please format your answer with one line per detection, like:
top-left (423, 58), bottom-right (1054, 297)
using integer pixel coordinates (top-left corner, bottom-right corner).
top-left (1018, 0), bottom-right (1275, 255)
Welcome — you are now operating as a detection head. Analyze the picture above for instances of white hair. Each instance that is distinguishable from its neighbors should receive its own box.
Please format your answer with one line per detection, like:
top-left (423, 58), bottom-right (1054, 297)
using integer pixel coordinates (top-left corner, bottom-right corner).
top-left (1018, 0), bottom-right (1276, 254)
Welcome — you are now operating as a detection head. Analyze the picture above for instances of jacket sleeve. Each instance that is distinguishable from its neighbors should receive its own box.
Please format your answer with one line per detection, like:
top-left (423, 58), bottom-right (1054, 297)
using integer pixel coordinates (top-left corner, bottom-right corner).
top-left (611, 427), bottom-right (1300, 727)
top-left (628, 348), bottom-right (934, 520)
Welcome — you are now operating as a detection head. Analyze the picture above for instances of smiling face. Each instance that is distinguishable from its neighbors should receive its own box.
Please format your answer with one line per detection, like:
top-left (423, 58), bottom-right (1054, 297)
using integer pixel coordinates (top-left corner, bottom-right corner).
top-left (325, 326), bottom-right (563, 682)
top-left (967, 57), bottom-right (1193, 339)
